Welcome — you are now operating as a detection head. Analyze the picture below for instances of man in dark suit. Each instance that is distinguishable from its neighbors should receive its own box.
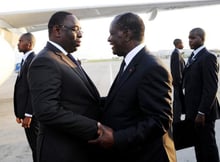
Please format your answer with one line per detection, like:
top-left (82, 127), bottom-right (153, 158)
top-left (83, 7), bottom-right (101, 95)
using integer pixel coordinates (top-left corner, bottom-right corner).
top-left (13, 32), bottom-right (39, 162)
top-left (183, 27), bottom-right (220, 162)
top-left (170, 38), bottom-right (185, 123)
top-left (89, 12), bottom-right (176, 162)
top-left (28, 11), bottom-right (101, 162)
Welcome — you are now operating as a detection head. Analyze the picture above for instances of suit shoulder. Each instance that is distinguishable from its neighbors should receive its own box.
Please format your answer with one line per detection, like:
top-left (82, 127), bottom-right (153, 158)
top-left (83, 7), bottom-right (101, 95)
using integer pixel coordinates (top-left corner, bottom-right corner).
top-left (143, 52), bottom-right (169, 71)
top-left (27, 53), bottom-right (36, 62)
top-left (171, 49), bottom-right (178, 54)
top-left (201, 48), bottom-right (216, 56)
top-left (209, 51), bottom-right (218, 58)
top-left (31, 50), bottom-right (56, 67)
top-left (202, 50), bottom-right (218, 61)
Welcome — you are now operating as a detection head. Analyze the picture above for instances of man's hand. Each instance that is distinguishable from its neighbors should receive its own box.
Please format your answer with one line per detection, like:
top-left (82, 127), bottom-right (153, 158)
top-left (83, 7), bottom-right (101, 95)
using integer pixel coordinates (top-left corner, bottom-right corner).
top-left (195, 113), bottom-right (205, 127)
top-left (88, 122), bottom-right (114, 149)
top-left (22, 117), bottom-right (32, 128)
top-left (16, 117), bottom-right (22, 124)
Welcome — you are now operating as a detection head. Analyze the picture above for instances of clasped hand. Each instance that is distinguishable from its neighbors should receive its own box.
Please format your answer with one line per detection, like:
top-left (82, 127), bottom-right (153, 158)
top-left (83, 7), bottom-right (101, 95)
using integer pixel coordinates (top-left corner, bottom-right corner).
top-left (16, 117), bottom-right (32, 128)
top-left (195, 113), bottom-right (205, 127)
top-left (88, 122), bottom-right (114, 149)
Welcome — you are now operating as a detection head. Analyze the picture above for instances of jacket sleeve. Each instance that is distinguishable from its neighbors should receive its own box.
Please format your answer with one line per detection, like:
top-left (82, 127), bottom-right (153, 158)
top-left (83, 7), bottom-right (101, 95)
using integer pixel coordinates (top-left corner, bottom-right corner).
top-left (199, 53), bottom-right (219, 114)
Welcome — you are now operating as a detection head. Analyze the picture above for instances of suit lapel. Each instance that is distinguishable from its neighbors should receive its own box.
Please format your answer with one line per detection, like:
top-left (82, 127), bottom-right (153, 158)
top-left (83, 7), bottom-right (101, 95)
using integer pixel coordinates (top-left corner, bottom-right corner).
top-left (183, 48), bottom-right (207, 88)
top-left (106, 49), bottom-right (145, 107)
top-left (185, 55), bottom-right (197, 68)
top-left (59, 53), bottom-right (81, 75)
top-left (107, 63), bottom-right (136, 101)
top-left (82, 70), bottom-right (100, 99)
top-left (46, 42), bottom-right (100, 100)
top-left (115, 63), bottom-right (136, 89)
top-left (18, 52), bottom-right (35, 78)
top-left (185, 48), bottom-right (205, 69)
top-left (56, 52), bottom-right (100, 100)
top-left (51, 50), bottom-right (86, 82)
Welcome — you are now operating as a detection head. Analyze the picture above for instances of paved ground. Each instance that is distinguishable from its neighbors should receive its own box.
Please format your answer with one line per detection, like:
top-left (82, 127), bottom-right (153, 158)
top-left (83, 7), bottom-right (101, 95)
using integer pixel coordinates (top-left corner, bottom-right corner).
top-left (0, 59), bottom-right (219, 162)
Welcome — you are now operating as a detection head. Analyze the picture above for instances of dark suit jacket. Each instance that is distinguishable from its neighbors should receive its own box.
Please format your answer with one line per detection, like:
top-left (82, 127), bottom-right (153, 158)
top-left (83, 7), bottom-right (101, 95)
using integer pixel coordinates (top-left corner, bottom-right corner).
top-left (101, 47), bottom-right (176, 162)
top-left (183, 47), bottom-right (220, 120)
top-left (170, 48), bottom-right (185, 87)
top-left (14, 52), bottom-right (35, 118)
top-left (170, 48), bottom-right (185, 122)
top-left (28, 42), bottom-right (101, 162)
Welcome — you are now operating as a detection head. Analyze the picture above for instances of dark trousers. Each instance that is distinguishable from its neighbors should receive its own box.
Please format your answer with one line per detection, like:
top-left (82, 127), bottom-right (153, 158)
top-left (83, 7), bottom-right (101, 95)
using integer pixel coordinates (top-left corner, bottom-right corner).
top-left (172, 86), bottom-right (185, 123)
top-left (24, 116), bottom-right (39, 162)
top-left (194, 120), bottom-right (219, 162)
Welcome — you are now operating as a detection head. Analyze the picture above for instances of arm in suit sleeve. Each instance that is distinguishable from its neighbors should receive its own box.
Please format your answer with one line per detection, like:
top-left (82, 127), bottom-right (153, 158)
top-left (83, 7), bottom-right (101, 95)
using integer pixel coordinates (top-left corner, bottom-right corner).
top-left (28, 56), bottom-right (98, 140)
top-left (23, 62), bottom-right (33, 116)
top-left (25, 87), bottom-right (33, 115)
top-left (113, 63), bottom-right (173, 149)
top-left (199, 53), bottom-right (219, 114)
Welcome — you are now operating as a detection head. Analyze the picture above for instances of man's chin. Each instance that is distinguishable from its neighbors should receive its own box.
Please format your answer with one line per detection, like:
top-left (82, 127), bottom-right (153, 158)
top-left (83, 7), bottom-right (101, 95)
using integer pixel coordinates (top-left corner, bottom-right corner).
top-left (113, 52), bottom-right (123, 57)
top-left (71, 47), bottom-right (78, 52)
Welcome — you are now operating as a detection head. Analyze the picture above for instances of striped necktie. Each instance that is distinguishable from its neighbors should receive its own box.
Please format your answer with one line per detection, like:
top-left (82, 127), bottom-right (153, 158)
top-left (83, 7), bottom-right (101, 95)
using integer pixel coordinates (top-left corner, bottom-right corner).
top-left (67, 53), bottom-right (88, 81)
top-left (67, 53), bottom-right (79, 66)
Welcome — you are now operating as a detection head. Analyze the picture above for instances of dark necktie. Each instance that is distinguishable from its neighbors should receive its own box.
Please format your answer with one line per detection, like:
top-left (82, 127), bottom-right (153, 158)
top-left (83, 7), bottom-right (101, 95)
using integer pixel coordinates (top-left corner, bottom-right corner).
top-left (115, 59), bottom-right (126, 83)
top-left (67, 53), bottom-right (88, 80)
top-left (186, 52), bottom-right (194, 66)
top-left (67, 53), bottom-right (80, 67)
top-left (20, 59), bottom-right (24, 67)
top-left (18, 59), bottom-right (24, 77)
top-left (119, 59), bottom-right (126, 76)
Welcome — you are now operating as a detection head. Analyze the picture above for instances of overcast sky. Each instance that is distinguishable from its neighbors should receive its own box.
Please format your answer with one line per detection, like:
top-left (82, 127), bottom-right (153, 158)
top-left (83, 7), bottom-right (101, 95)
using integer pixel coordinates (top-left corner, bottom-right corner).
top-left (2, 1), bottom-right (219, 59)
top-left (31, 4), bottom-right (220, 59)
top-left (1, 0), bottom-right (220, 85)
top-left (0, 0), bottom-right (181, 12)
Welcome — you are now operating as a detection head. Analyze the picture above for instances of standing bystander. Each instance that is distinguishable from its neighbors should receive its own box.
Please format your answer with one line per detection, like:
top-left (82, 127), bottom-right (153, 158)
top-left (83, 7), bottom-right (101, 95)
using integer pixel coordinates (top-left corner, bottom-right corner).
top-left (170, 38), bottom-right (185, 123)
top-left (13, 32), bottom-right (39, 162)
top-left (182, 27), bottom-right (220, 162)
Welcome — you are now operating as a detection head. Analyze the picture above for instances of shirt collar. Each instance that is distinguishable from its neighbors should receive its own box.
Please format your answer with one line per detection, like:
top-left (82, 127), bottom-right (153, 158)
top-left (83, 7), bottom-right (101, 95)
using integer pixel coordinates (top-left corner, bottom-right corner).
top-left (193, 45), bottom-right (205, 56)
top-left (22, 50), bottom-right (33, 61)
top-left (175, 48), bottom-right (181, 52)
top-left (124, 44), bottom-right (145, 67)
top-left (48, 41), bottom-right (68, 55)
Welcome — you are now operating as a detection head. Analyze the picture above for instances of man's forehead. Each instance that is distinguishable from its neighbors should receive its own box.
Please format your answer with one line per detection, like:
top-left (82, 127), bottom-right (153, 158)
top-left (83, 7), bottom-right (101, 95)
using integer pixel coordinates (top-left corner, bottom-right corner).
top-left (65, 15), bottom-right (79, 23)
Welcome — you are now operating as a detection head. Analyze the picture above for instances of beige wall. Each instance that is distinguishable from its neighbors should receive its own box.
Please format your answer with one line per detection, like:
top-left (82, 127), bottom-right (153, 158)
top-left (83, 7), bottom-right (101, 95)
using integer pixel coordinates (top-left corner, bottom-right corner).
top-left (0, 28), bottom-right (19, 49)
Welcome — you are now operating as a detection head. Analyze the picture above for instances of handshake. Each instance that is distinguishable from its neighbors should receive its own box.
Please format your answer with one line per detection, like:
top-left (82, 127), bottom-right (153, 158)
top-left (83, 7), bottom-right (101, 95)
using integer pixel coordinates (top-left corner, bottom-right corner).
top-left (88, 122), bottom-right (114, 149)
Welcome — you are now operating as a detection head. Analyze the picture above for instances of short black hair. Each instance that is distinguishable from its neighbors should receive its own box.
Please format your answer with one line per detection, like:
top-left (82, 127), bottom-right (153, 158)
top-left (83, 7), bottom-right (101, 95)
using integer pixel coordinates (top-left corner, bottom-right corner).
top-left (21, 32), bottom-right (36, 47)
top-left (48, 11), bottom-right (72, 35)
top-left (173, 39), bottom-right (182, 46)
top-left (114, 12), bottom-right (145, 42)
top-left (190, 27), bottom-right (205, 41)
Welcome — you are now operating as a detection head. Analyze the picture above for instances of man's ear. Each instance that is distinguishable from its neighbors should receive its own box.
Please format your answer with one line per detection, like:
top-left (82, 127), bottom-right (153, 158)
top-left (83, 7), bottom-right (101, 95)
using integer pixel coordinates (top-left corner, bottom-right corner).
top-left (124, 29), bottom-right (132, 42)
top-left (53, 25), bottom-right (62, 37)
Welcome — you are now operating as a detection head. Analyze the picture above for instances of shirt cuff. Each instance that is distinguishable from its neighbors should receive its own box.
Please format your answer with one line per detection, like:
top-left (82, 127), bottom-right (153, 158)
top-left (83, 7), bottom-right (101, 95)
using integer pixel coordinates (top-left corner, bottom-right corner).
top-left (198, 111), bottom-right (205, 115)
top-left (25, 113), bottom-right (32, 117)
